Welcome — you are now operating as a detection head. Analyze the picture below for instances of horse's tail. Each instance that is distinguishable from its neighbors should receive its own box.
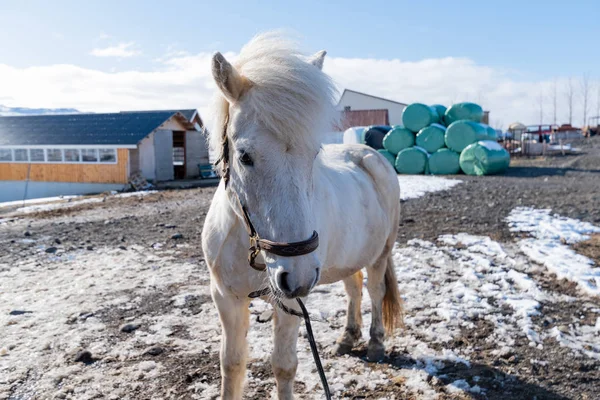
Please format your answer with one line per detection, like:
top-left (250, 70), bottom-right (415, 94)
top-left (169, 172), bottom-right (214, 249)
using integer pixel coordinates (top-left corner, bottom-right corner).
top-left (383, 255), bottom-right (404, 334)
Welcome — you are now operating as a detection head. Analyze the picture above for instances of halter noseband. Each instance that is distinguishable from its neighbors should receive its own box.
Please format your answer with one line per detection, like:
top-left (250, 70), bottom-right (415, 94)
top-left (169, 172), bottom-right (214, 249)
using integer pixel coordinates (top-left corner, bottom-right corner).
top-left (214, 113), bottom-right (320, 271)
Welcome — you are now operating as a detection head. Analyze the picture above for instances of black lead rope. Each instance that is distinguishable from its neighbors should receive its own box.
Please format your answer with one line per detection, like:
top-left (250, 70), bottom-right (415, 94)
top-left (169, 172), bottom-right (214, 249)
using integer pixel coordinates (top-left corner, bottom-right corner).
top-left (249, 289), bottom-right (332, 399)
top-left (296, 297), bottom-right (332, 400)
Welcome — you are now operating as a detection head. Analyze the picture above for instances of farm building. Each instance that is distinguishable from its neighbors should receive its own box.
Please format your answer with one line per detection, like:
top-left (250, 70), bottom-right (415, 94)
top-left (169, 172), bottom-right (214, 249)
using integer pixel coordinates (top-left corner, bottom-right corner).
top-left (337, 89), bottom-right (407, 126)
top-left (0, 110), bottom-right (208, 202)
top-left (337, 89), bottom-right (491, 126)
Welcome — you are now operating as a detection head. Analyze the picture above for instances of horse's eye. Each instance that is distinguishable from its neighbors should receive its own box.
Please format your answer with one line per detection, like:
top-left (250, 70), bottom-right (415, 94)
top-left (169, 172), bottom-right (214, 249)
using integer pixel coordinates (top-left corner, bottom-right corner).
top-left (239, 152), bottom-right (254, 166)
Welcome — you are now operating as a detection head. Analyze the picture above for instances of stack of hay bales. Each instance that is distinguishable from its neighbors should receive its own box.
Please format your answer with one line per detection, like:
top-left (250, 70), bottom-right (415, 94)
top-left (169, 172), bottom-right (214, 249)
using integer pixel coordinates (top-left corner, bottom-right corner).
top-left (378, 102), bottom-right (510, 176)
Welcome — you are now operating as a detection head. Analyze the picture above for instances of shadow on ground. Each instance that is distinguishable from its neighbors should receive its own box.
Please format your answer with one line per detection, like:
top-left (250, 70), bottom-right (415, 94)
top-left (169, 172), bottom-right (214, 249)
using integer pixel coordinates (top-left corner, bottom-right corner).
top-left (342, 347), bottom-right (569, 400)
top-left (504, 166), bottom-right (600, 178)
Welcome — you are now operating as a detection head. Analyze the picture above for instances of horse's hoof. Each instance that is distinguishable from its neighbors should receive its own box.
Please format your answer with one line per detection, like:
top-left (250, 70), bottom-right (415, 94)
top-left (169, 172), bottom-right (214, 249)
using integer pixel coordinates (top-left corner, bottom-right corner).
top-left (332, 342), bottom-right (353, 356)
top-left (366, 346), bottom-right (385, 362)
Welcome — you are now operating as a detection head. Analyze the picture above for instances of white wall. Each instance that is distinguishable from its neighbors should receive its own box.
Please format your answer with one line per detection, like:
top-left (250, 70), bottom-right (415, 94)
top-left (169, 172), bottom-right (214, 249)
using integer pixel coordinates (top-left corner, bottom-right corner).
top-left (153, 129), bottom-right (174, 181)
top-left (338, 91), bottom-right (406, 126)
top-left (185, 130), bottom-right (209, 177)
top-left (139, 132), bottom-right (156, 181)
top-left (0, 181), bottom-right (127, 202)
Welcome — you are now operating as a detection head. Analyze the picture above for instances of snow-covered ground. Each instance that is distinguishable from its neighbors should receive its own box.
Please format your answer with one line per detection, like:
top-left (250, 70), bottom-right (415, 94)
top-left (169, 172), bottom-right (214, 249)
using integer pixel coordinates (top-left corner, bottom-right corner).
top-left (2, 190), bottom-right (158, 216)
top-left (398, 175), bottom-right (462, 200)
top-left (1, 178), bottom-right (599, 399)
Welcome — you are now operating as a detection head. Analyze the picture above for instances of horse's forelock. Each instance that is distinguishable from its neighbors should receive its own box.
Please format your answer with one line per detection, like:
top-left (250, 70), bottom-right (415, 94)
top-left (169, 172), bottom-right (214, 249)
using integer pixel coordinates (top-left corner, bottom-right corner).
top-left (209, 32), bottom-right (339, 158)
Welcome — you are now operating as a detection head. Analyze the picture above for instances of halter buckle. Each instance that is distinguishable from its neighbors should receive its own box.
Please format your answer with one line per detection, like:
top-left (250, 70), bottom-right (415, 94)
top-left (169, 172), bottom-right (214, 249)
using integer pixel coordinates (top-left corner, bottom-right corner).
top-left (248, 234), bottom-right (266, 271)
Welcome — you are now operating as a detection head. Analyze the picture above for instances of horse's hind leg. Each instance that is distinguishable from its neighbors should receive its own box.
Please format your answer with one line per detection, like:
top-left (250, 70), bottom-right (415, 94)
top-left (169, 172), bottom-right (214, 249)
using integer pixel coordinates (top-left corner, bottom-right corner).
top-left (212, 283), bottom-right (251, 400)
top-left (332, 271), bottom-right (363, 355)
top-left (272, 305), bottom-right (301, 400)
top-left (366, 250), bottom-right (403, 362)
top-left (365, 254), bottom-right (387, 362)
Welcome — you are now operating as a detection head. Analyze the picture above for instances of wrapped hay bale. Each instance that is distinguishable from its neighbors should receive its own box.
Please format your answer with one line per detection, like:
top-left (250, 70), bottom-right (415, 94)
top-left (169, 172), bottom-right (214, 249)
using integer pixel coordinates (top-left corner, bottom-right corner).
top-left (395, 146), bottom-right (429, 174)
top-left (362, 125), bottom-right (391, 150)
top-left (427, 148), bottom-right (461, 175)
top-left (416, 123), bottom-right (446, 153)
top-left (343, 127), bottom-right (366, 145)
top-left (431, 104), bottom-right (447, 124)
top-left (482, 124), bottom-right (497, 140)
top-left (445, 120), bottom-right (490, 153)
top-left (383, 127), bottom-right (415, 155)
top-left (444, 102), bottom-right (484, 125)
top-left (377, 149), bottom-right (396, 168)
top-left (459, 140), bottom-right (510, 176)
top-left (402, 103), bottom-right (439, 132)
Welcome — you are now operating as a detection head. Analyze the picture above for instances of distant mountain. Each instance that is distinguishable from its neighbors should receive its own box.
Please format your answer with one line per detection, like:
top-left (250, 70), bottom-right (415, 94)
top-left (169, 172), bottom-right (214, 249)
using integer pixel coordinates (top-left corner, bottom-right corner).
top-left (0, 105), bottom-right (80, 116)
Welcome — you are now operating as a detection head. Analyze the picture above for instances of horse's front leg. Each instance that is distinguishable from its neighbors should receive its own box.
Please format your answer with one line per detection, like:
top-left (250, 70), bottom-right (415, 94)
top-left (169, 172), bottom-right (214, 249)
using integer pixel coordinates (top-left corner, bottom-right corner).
top-left (272, 305), bottom-right (301, 400)
top-left (212, 284), bottom-right (251, 400)
top-left (333, 270), bottom-right (363, 355)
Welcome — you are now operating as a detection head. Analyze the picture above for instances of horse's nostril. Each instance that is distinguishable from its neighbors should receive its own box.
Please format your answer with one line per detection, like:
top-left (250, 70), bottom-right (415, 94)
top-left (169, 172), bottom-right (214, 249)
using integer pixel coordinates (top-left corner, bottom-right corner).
top-left (278, 271), bottom-right (291, 293)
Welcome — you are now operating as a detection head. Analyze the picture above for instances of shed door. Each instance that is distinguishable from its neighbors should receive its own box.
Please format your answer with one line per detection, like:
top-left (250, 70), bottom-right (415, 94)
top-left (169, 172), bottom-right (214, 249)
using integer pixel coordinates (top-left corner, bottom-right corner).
top-left (173, 131), bottom-right (186, 179)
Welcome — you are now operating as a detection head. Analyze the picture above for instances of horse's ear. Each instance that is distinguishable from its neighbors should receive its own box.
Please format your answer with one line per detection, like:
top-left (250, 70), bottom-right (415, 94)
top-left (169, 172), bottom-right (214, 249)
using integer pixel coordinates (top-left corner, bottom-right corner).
top-left (309, 50), bottom-right (327, 70)
top-left (212, 52), bottom-right (248, 103)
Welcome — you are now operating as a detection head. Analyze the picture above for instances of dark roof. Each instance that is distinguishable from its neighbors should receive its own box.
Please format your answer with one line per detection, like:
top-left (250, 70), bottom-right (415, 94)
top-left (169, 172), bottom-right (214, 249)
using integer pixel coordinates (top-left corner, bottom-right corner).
top-left (336, 109), bottom-right (390, 131)
top-left (120, 109), bottom-right (198, 122)
top-left (338, 89), bottom-right (408, 106)
top-left (0, 111), bottom-right (191, 146)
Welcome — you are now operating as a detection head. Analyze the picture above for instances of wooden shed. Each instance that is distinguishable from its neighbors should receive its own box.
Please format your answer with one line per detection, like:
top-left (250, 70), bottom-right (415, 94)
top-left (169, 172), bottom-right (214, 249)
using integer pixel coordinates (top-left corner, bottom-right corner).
top-left (0, 110), bottom-right (208, 202)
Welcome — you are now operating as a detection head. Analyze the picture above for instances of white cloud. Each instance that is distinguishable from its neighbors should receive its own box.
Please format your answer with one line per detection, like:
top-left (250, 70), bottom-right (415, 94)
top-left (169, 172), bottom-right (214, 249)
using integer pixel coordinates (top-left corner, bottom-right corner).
top-left (0, 51), bottom-right (595, 130)
top-left (98, 32), bottom-right (111, 40)
top-left (90, 42), bottom-right (141, 58)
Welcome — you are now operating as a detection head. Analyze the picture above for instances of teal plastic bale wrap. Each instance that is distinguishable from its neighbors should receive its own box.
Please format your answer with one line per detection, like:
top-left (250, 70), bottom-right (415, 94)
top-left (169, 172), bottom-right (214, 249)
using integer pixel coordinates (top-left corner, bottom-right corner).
top-left (382, 127), bottom-right (415, 155)
top-left (416, 123), bottom-right (446, 153)
top-left (377, 149), bottom-right (396, 168)
top-left (402, 103), bottom-right (439, 132)
top-left (459, 140), bottom-right (510, 176)
top-left (431, 104), bottom-right (447, 124)
top-left (427, 148), bottom-right (461, 175)
top-left (483, 124), bottom-right (497, 140)
top-left (395, 146), bottom-right (429, 174)
top-left (444, 102), bottom-right (484, 125)
top-left (445, 120), bottom-right (490, 153)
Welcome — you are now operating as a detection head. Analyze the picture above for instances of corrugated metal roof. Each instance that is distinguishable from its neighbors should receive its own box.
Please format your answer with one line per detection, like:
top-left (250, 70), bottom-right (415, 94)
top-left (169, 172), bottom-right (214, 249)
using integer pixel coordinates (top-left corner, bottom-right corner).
top-left (120, 109), bottom-right (198, 122)
top-left (336, 109), bottom-right (390, 131)
top-left (0, 111), bottom-right (188, 146)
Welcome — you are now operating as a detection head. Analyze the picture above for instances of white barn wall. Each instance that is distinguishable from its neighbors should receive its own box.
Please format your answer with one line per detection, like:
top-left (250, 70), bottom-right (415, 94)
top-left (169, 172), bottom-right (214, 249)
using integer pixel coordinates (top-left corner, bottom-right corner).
top-left (153, 129), bottom-right (174, 181)
top-left (338, 91), bottom-right (406, 126)
top-left (139, 132), bottom-right (156, 181)
top-left (185, 130), bottom-right (209, 177)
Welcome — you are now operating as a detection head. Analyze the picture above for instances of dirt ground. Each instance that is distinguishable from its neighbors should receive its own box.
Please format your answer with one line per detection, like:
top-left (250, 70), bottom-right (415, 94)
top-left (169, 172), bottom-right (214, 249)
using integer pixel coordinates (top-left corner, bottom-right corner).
top-left (1, 137), bottom-right (599, 400)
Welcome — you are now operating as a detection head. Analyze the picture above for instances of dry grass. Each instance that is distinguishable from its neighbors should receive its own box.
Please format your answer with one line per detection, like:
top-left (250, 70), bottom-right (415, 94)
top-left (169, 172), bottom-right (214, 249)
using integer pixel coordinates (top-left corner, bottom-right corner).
top-left (572, 234), bottom-right (600, 265)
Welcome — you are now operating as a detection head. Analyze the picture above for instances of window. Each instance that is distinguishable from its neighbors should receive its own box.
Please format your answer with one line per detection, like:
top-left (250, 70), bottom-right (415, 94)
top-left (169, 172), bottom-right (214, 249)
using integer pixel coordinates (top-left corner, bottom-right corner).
top-left (81, 149), bottom-right (98, 162)
top-left (47, 149), bottom-right (63, 162)
top-left (14, 149), bottom-right (28, 162)
top-left (99, 149), bottom-right (116, 163)
top-left (30, 149), bottom-right (45, 162)
top-left (64, 149), bottom-right (80, 162)
top-left (0, 147), bottom-right (119, 163)
top-left (0, 149), bottom-right (12, 162)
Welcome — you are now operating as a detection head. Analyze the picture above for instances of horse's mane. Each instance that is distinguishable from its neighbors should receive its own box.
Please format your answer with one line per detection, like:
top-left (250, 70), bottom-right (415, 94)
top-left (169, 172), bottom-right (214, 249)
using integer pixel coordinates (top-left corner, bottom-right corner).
top-left (208, 32), bottom-right (339, 160)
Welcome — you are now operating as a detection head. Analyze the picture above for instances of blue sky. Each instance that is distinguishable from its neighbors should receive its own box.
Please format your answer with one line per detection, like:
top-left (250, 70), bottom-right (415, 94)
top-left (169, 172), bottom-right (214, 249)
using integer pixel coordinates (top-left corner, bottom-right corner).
top-left (1, 0), bottom-right (599, 126)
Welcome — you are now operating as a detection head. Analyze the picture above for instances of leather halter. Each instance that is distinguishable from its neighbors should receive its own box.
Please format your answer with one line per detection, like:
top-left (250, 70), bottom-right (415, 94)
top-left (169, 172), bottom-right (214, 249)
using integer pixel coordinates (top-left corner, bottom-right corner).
top-left (214, 113), bottom-right (320, 271)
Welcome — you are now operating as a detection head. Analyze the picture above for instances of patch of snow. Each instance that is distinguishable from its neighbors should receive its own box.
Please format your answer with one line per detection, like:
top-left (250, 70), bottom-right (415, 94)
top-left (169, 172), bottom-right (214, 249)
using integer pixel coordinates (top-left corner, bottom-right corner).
top-left (0, 195), bottom-right (80, 209)
top-left (8, 191), bottom-right (158, 215)
top-left (507, 207), bottom-right (600, 296)
top-left (398, 175), bottom-right (461, 200)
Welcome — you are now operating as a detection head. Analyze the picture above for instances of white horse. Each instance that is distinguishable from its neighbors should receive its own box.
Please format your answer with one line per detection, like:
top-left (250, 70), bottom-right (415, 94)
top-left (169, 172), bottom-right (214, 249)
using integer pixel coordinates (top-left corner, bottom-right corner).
top-left (201, 32), bottom-right (403, 400)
